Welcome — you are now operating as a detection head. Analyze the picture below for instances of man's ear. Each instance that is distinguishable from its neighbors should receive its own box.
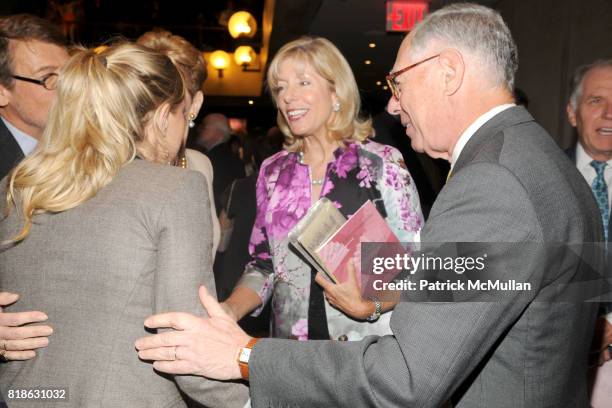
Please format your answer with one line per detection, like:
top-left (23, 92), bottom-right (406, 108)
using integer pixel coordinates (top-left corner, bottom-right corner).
top-left (0, 84), bottom-right (12, 107)
top-left (566, 103), bottom-right (578, 128)
top-left (438, 49), bottom-right (464, 96)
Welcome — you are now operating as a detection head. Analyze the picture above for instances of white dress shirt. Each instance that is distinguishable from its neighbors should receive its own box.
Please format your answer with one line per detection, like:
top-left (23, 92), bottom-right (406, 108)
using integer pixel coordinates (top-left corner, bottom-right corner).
top-left (575, 142), bottom-right (612, 210)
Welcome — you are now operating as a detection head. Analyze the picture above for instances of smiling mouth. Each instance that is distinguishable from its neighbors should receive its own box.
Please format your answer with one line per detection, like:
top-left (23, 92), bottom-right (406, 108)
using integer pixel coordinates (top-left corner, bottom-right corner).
top-left (287, 109), bottom-right (308, 121)
top-left (598, 127), bottom-right (612, 136)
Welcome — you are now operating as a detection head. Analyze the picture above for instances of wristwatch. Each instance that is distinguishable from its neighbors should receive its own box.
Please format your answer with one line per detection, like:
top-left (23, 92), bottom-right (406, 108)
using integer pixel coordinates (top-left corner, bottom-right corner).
top-left (367, 297), bottom-right (382, 322)
top-left (237, 337), bottom-right (259, 380)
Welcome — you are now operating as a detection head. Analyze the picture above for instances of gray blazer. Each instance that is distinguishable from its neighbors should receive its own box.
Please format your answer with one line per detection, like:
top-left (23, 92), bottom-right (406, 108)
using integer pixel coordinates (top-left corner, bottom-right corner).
top-left (247, 107), bottom-right (603, 407)
top-left (0, 160), bottom-right (249, 407)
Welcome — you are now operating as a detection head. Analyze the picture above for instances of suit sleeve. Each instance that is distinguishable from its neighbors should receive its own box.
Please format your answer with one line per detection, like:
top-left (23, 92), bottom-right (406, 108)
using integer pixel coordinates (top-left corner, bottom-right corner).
top-left (249, 163), bottom-right (548, 407)
top-left (154, 171), bottom-right (249, 407)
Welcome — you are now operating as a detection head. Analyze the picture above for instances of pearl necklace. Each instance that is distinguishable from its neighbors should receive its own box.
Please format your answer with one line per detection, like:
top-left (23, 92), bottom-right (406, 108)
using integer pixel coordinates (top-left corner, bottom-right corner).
top-left (311, 178), bottom-right (325, 186)
top-left (298, 151), bottom-right (325, 186)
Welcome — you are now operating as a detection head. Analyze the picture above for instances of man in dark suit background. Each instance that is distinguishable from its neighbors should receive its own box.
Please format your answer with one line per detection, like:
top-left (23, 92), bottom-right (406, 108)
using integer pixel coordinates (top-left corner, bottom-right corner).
top-left (566, 59), bottom-right (612, 247)
top-left (194, 113), bottom-right (245, 215)
top-left (136, 4), bottom-right (604, 406)
top-left (565, 59), bottom-right (612, 401)
top-left (0, 14), bottom-right (68, 180)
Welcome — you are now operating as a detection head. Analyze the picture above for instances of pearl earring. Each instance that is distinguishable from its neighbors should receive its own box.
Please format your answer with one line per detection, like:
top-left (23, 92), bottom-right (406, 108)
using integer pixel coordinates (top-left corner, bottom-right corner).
top-left (188, 113), bottom-right (196, 129)
top-left (333, 102), bottom-right (341, 112)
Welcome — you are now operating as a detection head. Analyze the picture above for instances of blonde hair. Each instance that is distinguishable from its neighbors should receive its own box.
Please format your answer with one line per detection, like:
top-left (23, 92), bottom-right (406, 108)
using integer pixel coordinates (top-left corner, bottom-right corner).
top-left (137, 29), bottom-right (207, 97)
top-left (266, 36), bottom-right (372, 152)
top-left (5, 42), bottom-right (184, 242)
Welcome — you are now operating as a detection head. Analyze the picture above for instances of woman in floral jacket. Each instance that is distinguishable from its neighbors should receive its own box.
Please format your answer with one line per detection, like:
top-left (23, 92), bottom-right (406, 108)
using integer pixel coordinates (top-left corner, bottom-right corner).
top-left (222, 37), bottom-right (423, 341)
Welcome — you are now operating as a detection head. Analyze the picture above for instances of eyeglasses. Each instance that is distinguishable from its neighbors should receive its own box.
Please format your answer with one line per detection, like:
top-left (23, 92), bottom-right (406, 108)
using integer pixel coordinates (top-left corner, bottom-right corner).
top-left (11, 73), bottom-right (59, 90)
top-left (385, 54), bottom-right (440, 100)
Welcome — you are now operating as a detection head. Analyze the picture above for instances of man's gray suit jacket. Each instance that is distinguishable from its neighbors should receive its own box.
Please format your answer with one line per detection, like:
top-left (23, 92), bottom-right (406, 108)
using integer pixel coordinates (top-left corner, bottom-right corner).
top-left (0, 160), bottom-right (249, 407)
top-left (247, 107), bottom-right (604, 407)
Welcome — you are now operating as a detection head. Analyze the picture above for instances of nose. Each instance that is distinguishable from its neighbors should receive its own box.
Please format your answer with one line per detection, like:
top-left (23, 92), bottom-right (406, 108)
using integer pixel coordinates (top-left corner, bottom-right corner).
top-left (387, 95), bottom-right (400, 115)
top-left (604, 100), bottom-right (612, 119)
top-left (282, 84), bottom-right (297, 104)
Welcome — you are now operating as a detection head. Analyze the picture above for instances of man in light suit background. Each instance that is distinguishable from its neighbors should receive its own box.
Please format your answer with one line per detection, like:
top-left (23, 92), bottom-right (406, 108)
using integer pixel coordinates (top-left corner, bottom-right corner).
top-left (0, 14), bottom-right (68, 365)
top-left (136, 4), bottom-right (604, 406)
top-left (565, 59), bottom-right (612, 405)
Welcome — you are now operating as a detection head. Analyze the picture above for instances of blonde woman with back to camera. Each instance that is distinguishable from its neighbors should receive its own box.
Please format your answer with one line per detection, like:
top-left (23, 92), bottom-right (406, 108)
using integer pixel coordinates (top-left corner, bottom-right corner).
top-left (0, 43), bottom-right (248, 407)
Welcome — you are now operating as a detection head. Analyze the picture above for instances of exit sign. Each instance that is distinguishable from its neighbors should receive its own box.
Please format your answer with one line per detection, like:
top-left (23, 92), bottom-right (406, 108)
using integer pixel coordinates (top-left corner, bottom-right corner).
top-left (386, 0), bottom-right (429, 32)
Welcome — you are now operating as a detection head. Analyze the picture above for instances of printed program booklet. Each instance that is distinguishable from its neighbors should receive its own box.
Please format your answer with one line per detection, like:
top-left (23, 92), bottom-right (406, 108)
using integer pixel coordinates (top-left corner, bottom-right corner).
top-left (288, 198), bottom-right (400, 286)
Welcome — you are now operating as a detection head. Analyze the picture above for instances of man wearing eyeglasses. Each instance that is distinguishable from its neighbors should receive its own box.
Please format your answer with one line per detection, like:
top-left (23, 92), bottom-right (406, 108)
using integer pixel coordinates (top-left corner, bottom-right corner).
top-left (0, 13), bottom-right (68, 388)
top-left (134, 4), bottom-right (604, 407)
top-left (0, 14), bottom-right (68, 180)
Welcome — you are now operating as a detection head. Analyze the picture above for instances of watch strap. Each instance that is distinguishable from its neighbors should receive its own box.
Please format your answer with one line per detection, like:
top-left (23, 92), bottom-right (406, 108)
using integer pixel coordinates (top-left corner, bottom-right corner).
top-left (238, 337), bottom-right (259, 380)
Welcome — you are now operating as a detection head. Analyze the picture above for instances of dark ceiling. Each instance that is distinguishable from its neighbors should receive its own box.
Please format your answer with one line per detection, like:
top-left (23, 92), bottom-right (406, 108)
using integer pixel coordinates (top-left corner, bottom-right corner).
top-left (269, 0), bottom-right (501, 114)
top-left (0, 0), bottom-right (501, 124)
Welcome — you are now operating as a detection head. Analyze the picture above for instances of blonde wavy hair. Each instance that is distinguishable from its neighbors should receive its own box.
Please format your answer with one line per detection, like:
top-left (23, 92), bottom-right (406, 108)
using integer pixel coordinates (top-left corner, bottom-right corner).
top-left (5, 42), bottom-right (184, 242)
top-left (137, 29), bottom-right (207, 96)
top-left (266, 36), bottom-right (372, 152)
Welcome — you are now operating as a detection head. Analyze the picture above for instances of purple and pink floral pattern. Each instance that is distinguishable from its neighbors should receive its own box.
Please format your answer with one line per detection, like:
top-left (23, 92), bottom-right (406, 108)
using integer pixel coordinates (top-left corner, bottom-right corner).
top-left (236, 140), bottom-right (423, 339)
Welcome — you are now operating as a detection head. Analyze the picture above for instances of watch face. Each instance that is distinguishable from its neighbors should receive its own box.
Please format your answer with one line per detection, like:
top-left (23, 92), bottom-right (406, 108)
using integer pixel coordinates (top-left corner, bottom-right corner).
top-left (239, 347), bottom-right (252, 363)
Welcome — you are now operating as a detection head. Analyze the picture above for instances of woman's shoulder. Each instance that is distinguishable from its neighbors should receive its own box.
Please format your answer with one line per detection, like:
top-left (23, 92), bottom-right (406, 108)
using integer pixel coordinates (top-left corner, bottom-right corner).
top-left (259, 149), bottom-right (290, 174)
top-left (358, 140), bottom-right (402, 160)
top-left (119, 160), bottom-right (207, 199)
top-left (355, 140), bottom-right (405, 170)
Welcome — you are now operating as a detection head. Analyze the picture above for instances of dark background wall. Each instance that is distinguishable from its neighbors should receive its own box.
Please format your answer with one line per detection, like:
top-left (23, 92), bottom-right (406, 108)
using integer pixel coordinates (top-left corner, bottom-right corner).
top-left (495, 0), bottom-right (612, 148)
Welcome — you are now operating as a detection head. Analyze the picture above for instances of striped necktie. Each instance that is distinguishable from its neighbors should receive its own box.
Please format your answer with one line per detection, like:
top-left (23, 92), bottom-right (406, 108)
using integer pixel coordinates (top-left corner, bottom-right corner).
top-left (590, 160), bottom-right (609, 242)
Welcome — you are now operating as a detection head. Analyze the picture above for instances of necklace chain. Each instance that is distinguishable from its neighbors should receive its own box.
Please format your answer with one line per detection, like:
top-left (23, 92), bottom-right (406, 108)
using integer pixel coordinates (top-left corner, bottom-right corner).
top-left (298, 151), bottom-right (325, 186)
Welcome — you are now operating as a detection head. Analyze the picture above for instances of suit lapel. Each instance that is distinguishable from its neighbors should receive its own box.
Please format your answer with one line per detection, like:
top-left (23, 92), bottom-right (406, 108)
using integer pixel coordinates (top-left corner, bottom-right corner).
top-left (0, 119), bottom-right (25, 179)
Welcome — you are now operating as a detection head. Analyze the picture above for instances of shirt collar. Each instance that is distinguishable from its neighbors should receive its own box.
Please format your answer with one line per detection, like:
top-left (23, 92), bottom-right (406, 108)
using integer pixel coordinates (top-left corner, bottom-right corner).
top-left (1, 116), bottom-right (38, 155)
top-left (450, 103), bottom-right (516, 169)
top-left (576, 142), bottom-right (612, 170)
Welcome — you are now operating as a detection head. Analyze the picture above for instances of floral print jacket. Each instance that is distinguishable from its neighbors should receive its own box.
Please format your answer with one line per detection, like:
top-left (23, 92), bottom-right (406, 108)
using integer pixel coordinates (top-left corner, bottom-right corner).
top-left (236, 140), bottom-right (423, 340)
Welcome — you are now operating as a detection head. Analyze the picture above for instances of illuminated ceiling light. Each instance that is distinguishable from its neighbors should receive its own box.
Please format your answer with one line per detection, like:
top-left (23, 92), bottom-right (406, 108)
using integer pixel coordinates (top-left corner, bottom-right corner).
top-left (365, 60), bottom-right (372, 65)
top-left (368, 43), bottom-right (376, 48)
top-left (228, 11), bottom-right (257, 39)
top-left (248, 100), bottom-right (254, 105)
top-left (234, 45), bottom-right (256, 67)
top-left (383, 85), bottom-right (389, 90)
top-left (210, 50), bottom-right (230, 78)
top-left (376, 80), bottom-right (382, 86)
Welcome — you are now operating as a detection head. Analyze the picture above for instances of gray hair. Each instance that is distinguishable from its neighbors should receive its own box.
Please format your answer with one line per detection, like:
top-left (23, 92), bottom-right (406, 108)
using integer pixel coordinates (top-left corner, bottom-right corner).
top-left (568, 58), bottom-right (612, 108)
top-left (409, 3), bottom-right (518, 89)
top-left (200, 113), bottom-right (231, 142)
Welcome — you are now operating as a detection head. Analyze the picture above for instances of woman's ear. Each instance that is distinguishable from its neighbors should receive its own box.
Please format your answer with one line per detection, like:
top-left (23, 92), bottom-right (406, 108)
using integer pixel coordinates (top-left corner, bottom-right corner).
top-left (153, 102), bottom-right (171, 135)
top-left (190, 91), bottom-right (204, 118)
